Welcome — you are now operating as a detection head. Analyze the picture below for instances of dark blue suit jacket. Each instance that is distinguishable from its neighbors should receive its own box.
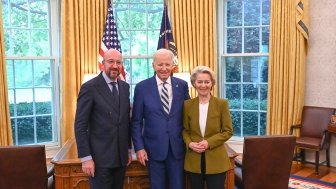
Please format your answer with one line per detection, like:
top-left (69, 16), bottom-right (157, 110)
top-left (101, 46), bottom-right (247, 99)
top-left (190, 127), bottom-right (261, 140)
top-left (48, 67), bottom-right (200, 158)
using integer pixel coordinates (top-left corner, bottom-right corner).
top-left (131, 76), bottom-right (190, 160)
top-left (74, 72), bottom-right (130, 168)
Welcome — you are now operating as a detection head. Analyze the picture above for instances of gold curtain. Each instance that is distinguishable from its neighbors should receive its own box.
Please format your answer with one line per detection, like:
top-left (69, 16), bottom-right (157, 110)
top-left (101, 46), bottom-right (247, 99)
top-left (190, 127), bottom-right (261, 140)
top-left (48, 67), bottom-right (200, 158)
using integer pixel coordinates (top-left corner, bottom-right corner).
top-left (170, 0), bottom-right (217, 97)
top-left (266, 0), bottom-right (309, 135)
top-left (61, 0), bottom-right (107, 144)
top-left (0, 2), bottom-right (13, 146)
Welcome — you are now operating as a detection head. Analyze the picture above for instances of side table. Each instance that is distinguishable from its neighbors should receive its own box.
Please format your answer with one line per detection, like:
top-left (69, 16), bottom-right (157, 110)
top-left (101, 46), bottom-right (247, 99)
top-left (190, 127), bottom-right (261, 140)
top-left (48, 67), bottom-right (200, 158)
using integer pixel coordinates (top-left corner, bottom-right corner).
top-left (328, 124), bottom-right (336, 134)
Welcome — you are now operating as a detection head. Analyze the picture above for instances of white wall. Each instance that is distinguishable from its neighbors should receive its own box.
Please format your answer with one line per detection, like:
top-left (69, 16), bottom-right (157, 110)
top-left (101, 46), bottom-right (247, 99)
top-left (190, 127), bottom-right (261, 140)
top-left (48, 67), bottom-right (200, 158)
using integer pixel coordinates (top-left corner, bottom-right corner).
top-left (305, 0), bottom-right (336, 166)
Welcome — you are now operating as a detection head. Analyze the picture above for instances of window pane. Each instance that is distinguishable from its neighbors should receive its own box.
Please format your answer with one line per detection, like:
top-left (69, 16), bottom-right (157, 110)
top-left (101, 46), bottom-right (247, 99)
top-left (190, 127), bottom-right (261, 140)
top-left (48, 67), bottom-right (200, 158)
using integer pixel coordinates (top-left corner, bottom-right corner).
top-left (15, 60), bottom-right (33, 88)
top-left (11, 119), bottom-right (16, 144)
top-left (8, 90), bottom-right (15, 116)
top-left (260, 112), bottom-right (266, 135)
top-left (17, 117), bottom-right (34, 145)
top-left (262, 0), bottom-right (270, 25)
top-left (260, 84), bottom-right (267, 111)
top-left (130, 4), bottom-right (146, 30)
top-left (226, 0), bottom-right (242, 27)
top-left (114, 0), bottom-right (128, 3)
top-left (6, 60), bottom-right (14, 88)
top-left (226, 84), bottom-right (241, 109)
top-left (225, 57), bottom-right (241, 82)
top-left (147, 4), bottom-right (162, 29)
top-left (131, 59), bottom-right (149, 83)
top-left (261, 27), bottom-right (269, 53)
top-left (12, 29), bottom-right (29, 56)
top-left (11, 0), bottom-right (29, 28)
top-left (242, 84), bottom-right (258, 110)
top-left (34, 60), bottom-right (51, 87)
top-left (2, 1), bottom-right (9, 27)
top-left (130, 0), bottom-right (145, 3)
top-left (227, 28), bottom-right (242, 53)
top-left (31, 30), bottom-right (50, 56)
top-left (260, 56), bottom-right (268, 82)
top-left (4, 30), bottom-right (10, 55)
top-left (16, 89), bottom-right (33, 116)
top-left (36, 116), bottom-right (52, 143)
top-left (30, 0), bottom-right (48, 28)
top-left (148, 30), bottom-right (160, 55)
top-left (35, 88), bottom-right (52, 114)
top-left (244, 27), bottom-right (259, 53)
top-left (231, 111), bottom-right (241, 136)
top-left (115, 4), bottom-right (129, 29)
top-left (131, 31), bottom-right (147, 55)
top-left (244, 0), bottom-right (260, 26)
top-left (243, 57), bottom-right (258, 82)
top-left (147, 0), bottom-right (162, 2)
top-left (119, 31), bottom-right (130, 56)
top-left (243, 112), bottom-right (258, 136)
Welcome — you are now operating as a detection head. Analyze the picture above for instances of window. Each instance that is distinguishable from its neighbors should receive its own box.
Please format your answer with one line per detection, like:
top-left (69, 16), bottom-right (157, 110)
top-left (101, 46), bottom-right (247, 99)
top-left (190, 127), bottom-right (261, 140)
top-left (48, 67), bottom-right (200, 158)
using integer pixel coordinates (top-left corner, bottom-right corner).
top-left (2, 0), bottom-right (60, 145)
top-left (113, 0), bottom-right (163, 99)
top-left (218, 0), bottom-right (270, 137)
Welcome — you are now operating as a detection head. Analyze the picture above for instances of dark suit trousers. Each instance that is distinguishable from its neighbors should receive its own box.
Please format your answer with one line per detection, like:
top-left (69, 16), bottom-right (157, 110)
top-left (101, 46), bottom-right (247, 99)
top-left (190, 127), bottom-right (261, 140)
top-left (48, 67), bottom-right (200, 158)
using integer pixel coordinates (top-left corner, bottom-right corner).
top-left (187, 153), bottom-right (226, 189)
top-left (89, 166), bottom-right (126, 189)
top-left (147, 144), bottom-right (184, 189)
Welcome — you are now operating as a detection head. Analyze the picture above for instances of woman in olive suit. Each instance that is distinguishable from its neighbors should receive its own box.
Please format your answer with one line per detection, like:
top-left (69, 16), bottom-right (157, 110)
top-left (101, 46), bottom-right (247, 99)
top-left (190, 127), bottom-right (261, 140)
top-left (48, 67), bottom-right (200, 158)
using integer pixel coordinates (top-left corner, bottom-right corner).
top-left (183, 66), bottom-right (233, 189)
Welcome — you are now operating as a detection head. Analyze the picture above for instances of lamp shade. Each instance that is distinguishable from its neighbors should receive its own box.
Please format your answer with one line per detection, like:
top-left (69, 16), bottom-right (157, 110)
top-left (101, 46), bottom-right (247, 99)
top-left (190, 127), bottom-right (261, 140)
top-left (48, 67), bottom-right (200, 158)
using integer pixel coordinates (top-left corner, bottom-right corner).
top-left (174, 72), bottom-right (192, 87)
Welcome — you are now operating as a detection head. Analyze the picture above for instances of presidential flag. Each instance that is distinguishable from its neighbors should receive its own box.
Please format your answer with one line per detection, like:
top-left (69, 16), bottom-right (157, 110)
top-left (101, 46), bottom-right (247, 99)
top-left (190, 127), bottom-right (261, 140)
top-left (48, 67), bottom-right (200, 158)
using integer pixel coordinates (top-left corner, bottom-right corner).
top-left (98, 0), bottom-right (126, 81)
top-left (157, 2), bottom-right (179, 73)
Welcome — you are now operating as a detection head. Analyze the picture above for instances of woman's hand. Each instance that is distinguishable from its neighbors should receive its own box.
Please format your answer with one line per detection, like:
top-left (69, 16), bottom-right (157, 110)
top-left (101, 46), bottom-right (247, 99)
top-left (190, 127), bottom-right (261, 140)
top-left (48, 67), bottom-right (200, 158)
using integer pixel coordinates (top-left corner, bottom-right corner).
top-left (189, 142), bottom-right (206, 153)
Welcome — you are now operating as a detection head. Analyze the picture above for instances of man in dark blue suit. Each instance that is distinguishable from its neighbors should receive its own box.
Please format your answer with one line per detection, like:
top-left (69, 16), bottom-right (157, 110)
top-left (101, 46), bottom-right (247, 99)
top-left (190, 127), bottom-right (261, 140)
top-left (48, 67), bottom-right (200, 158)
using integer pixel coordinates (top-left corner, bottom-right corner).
top-left (74, 49), bottom-right (132, 189)
top-left (131, 48), bottom-right (190, 189)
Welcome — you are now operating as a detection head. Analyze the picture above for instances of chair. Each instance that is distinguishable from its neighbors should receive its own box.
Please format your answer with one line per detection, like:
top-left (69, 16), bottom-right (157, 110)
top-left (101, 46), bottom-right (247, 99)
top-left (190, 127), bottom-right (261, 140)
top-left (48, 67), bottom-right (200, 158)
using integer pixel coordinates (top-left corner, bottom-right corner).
top-left (234, 135), bottom-right (296, 189)
top-left (0, 145), bottom-right (54, 189)
top-left (290, 106), bottom-right (335, 174)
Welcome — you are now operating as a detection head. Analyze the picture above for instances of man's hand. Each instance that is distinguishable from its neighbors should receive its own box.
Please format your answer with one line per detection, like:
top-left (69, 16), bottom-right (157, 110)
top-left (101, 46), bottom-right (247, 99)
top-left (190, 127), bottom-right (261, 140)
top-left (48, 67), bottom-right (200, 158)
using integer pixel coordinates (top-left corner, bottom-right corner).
top-left (136, 149), bottom-right (148, 166)
top-left (127, 151), bottom-right (132, 166)
top-left (82, 159), bottom-right (95, 177)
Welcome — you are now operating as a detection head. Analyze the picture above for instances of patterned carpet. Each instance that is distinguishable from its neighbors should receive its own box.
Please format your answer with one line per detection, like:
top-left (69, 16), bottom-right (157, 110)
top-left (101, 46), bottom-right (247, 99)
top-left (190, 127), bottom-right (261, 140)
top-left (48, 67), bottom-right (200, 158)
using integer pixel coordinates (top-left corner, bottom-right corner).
top-left (289, 175), bottom-right (336, 189)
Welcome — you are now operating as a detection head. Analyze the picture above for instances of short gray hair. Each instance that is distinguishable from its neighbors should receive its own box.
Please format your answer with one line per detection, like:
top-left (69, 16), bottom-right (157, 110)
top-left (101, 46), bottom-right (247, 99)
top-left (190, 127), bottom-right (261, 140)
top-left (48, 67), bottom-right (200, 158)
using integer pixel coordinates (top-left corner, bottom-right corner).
top-left (190, 66), bottom-right (216, 87)
top-left (153, 48), bottom-right (174, 63)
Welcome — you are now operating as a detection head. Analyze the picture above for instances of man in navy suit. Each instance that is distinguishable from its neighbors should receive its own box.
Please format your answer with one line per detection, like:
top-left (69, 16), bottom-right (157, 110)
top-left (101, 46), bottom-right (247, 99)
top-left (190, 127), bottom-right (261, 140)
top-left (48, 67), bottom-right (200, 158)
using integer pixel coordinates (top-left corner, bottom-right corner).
top-left (131, 48), bottom-right (190, 189)
top-left (74, 49), bottom-right (132, 189)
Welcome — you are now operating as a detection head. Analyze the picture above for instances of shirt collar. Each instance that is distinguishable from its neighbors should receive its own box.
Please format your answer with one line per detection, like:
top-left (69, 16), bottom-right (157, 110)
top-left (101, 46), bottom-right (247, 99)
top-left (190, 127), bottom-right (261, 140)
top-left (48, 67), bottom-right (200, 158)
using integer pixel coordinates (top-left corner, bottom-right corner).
top-left (155, 75), bottom-right (171, 86)
top-left (102, 72), bottom-right (117, 84)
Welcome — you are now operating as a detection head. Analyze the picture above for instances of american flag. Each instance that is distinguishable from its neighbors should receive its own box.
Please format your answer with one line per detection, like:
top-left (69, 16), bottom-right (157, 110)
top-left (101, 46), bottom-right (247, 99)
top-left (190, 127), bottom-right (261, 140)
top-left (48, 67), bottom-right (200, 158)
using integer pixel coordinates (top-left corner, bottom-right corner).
top-left (98, 0), bottom-right (126, 81)
top-left (157, 2), bottom-right (179, 73)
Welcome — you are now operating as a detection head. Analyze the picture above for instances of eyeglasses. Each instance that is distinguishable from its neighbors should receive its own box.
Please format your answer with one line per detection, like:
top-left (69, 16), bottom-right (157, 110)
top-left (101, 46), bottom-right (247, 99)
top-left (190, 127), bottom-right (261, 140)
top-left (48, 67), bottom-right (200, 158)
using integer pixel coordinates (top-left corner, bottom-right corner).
top-left (103, 59), bottom-right (122, 66)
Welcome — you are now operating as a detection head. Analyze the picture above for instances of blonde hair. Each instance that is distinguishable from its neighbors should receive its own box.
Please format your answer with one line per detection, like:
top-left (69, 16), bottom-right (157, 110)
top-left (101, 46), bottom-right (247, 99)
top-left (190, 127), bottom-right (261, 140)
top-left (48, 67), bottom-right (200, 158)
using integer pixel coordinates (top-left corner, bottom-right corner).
top-left (190, 66), bottom-right (216, 87)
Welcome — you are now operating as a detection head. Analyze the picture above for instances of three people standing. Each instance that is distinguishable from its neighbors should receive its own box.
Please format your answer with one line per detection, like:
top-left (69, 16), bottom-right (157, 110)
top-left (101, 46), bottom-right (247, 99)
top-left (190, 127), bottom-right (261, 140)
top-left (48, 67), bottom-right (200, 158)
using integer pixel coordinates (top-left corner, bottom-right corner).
top-left (74, 48), bottom-right (233, 189)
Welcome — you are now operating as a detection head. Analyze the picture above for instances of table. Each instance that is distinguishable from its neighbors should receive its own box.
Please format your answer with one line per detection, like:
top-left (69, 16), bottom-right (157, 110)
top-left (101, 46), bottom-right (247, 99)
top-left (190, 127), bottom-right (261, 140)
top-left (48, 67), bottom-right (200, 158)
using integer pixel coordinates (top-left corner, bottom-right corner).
top-left (51, 138), bottom-right (237, 189)
top-left (328, 124), bottom-right (336, 134)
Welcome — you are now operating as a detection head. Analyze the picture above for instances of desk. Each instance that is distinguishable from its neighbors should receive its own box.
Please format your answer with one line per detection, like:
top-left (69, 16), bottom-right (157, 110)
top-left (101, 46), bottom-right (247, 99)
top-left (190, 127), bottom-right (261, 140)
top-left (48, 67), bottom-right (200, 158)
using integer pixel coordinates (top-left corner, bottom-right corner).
top-left (51, 138), bottom-right (237, 189)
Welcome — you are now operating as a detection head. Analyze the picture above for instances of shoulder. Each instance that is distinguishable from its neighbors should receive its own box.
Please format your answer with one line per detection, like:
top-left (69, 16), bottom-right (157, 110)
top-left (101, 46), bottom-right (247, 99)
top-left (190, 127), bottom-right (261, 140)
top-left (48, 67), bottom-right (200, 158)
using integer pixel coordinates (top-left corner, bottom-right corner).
top-left (184, 98), bottom-right (197, 108)
top-left (118, 79), bottom-right (130, 88)
top-left (211, 97), bottom-right (229, 106)
top-left (172, 76), bottom-right (188, 87)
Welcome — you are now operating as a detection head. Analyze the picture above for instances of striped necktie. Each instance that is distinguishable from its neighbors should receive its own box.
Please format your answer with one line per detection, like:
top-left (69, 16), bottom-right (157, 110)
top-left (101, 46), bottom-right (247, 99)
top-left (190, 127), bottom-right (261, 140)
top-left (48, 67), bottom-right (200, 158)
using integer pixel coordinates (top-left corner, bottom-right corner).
top-left (161, 82), bottom-right (169, 114)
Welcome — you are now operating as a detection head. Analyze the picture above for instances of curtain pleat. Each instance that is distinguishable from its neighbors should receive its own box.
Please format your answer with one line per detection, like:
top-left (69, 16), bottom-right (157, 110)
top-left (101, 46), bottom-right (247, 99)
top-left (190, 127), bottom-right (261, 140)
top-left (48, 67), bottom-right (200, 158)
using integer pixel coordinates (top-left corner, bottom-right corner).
top-left (170, 0), bottom-right (217, 97)
top-left (0, 1), bottom-right (13, 146)
top-left (61, 0), bottom-right (107, 144)
top-left (267, 0), bottom-right (308, 135)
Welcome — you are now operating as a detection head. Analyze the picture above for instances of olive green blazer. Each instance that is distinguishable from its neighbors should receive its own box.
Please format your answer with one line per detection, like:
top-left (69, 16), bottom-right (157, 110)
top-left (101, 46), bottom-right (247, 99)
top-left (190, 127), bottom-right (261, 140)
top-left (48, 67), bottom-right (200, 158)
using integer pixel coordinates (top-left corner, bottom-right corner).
top-left (182, 96), bottom-right (233, 174)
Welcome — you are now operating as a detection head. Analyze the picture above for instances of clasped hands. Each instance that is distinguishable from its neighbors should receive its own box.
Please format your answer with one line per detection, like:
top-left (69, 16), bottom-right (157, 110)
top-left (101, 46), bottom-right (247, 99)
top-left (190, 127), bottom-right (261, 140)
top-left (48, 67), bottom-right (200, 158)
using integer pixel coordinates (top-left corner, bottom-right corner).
top-left (189, 140), bottom-right (209, 153)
